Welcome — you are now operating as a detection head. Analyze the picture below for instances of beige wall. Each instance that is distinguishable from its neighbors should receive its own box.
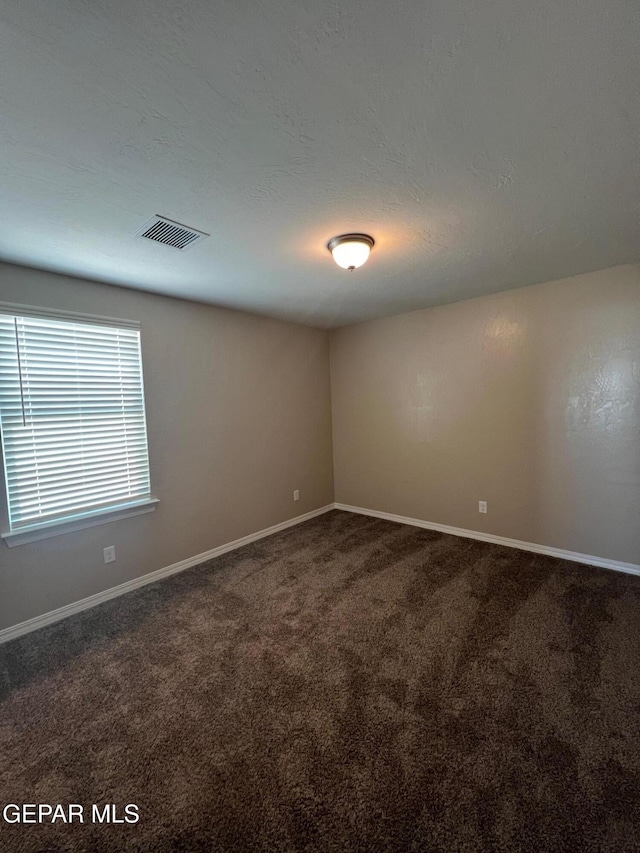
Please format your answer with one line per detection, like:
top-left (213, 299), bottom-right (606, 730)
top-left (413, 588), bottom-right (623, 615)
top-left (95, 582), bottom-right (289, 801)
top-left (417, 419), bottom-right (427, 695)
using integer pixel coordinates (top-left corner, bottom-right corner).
top-left (2, 261), bottom-right (639, 632)
top-left (330, 265), bottom-right (640, 566)
top-left (0, 263), bottom-right (334, 631)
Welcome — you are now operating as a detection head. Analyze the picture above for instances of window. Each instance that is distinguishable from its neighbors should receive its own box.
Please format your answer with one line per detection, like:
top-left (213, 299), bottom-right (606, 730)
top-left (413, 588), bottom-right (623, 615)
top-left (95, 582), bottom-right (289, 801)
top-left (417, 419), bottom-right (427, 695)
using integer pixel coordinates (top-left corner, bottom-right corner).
top-left (0, 306), bottom-right (156, 545)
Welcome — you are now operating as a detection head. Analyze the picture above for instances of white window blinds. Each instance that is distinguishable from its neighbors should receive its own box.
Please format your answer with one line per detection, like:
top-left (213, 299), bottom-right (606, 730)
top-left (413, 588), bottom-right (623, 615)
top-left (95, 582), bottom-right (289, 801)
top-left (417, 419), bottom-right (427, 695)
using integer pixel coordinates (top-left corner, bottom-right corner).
top-left (0, 309), bottom-right (151, 532)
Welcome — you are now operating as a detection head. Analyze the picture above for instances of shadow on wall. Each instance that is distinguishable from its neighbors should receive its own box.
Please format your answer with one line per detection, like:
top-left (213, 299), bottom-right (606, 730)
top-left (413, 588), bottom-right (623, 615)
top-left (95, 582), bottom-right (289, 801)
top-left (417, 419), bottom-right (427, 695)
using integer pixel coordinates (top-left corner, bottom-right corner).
top-left (533, 300), bottom-right (640, 563)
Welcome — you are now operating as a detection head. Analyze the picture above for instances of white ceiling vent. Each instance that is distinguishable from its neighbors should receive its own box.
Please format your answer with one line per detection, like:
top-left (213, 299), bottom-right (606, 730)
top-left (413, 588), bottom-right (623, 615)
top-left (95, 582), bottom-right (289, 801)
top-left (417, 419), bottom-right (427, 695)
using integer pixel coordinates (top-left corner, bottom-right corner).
top-left (137, 215), bottom-right (209, 250)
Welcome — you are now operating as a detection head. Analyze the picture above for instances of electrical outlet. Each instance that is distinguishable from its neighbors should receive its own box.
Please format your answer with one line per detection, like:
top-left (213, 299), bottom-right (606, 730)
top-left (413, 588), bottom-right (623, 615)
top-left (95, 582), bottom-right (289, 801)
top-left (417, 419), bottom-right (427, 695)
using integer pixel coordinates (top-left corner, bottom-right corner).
top-left (478, 501), bottom-right (487, 514)
top-left (103, 545), bottom-right (116, 564)
top-left (293, 489), bottom-right (300, 501)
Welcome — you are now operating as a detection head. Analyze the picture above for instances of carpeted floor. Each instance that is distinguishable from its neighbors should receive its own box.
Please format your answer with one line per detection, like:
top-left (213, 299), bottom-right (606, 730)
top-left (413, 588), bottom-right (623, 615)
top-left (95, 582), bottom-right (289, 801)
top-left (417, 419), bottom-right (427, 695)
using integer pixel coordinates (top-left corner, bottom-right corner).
top-left (2, 509), bottom-right (640, 852)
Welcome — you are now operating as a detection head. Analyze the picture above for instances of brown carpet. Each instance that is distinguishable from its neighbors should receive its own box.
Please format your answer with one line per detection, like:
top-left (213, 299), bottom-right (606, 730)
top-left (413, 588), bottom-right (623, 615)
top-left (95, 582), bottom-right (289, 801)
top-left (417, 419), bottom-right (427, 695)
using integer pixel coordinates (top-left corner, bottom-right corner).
top-left (2, 509), bottom-right (640, 852)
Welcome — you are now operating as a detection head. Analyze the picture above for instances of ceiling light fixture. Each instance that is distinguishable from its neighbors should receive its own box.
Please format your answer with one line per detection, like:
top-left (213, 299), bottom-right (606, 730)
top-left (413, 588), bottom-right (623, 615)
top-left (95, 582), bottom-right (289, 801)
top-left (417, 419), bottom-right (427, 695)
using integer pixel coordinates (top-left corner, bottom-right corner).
top-left (327, 233), bottom-right (374, 270)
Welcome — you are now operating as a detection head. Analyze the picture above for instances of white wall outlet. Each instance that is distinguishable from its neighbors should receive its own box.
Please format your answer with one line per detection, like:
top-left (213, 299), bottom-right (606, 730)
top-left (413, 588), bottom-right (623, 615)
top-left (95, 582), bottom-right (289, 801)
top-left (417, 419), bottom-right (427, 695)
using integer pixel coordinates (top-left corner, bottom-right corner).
top-left (103, 545), bottom-right (116, 564)
top-left (478, 501), bottom-right (488, 514)
top-left (293, 489), bottom-right (300, 501)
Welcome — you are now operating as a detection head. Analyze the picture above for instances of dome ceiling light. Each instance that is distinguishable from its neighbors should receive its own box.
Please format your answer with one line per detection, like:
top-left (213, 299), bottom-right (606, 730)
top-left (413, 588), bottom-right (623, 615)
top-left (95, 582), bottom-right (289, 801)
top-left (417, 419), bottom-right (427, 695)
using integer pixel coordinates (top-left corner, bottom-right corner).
top-left (327, 233), bottom-right (375, 271)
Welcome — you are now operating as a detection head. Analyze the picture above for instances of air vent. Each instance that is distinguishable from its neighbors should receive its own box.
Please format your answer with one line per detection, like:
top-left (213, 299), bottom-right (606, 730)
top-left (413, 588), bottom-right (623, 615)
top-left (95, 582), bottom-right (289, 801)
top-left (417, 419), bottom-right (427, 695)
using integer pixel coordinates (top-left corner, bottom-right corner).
top-left (136, 215), bottom-right (208, 250)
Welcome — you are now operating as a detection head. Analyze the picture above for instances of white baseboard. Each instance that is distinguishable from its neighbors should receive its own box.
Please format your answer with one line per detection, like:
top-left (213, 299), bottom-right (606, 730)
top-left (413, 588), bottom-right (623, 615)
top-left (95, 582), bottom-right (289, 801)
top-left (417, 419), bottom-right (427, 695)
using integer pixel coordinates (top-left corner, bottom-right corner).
top-left (0, 504), bottom-right (334, 645)
top-left (3, 501), bottom-right (638, 645)
top-left (334, 503), bottom-right (640, 577)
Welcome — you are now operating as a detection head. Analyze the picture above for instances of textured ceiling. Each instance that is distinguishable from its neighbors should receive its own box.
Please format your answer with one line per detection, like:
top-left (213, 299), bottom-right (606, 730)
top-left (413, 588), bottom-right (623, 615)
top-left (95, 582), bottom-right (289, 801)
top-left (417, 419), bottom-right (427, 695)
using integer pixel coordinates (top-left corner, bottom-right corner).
top-left (0, 0), bottom-right (639, 327)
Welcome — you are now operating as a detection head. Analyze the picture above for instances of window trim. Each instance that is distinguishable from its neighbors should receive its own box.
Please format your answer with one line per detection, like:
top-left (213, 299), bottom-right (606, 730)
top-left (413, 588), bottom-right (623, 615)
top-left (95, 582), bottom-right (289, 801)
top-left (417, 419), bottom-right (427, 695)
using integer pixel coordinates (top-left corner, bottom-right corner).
top-left (0, 301), bottom-right (140, 330)
top-left (2, 497), bottom-right (159, 547)
top-left (0, 301), bottom-right (158, 547)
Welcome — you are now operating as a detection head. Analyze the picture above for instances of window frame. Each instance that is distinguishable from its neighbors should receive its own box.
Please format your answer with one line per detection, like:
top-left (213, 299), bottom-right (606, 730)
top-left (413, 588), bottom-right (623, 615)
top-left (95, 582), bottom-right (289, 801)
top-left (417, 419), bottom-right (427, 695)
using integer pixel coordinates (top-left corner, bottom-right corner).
top-left (0, 302), bottom-right (158, 547)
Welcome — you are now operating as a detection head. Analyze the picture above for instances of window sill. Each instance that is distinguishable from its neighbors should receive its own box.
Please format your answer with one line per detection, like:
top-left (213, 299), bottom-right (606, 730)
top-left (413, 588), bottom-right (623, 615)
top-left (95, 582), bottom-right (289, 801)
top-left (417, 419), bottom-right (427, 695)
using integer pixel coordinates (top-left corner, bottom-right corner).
top-left (1, 498), bottom-right (159, 547)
